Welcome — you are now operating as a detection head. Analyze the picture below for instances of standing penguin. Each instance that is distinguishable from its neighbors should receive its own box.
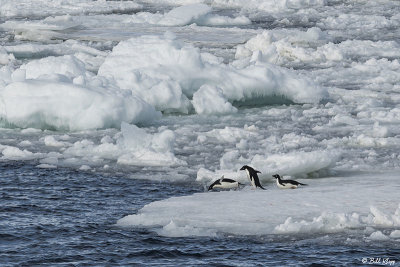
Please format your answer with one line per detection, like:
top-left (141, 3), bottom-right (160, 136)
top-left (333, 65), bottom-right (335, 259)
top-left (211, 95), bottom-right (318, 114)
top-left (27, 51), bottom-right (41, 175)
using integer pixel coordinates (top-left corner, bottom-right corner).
top-left (240, 165), bottom-right (266, 190)
top-left (273, 174), bottom-right (307, 189)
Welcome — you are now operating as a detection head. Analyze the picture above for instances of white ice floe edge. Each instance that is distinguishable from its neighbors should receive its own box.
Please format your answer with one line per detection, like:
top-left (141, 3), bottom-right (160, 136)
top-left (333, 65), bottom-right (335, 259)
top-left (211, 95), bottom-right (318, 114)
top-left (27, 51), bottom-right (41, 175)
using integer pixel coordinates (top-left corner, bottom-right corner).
top-left (117, 172), bottom-right (400, 239)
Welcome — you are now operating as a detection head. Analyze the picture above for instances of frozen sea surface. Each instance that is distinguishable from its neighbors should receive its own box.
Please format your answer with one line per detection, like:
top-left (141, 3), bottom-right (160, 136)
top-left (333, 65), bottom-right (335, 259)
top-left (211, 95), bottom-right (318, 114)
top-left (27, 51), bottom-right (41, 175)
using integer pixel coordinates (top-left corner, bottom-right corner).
top-left (1, 0), bottom-right (400, 265)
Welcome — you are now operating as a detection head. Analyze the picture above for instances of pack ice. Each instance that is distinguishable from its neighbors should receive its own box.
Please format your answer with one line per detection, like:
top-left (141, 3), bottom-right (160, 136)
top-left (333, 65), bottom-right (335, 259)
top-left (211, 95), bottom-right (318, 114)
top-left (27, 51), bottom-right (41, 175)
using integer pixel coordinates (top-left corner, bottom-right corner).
top-left (1, 32), bottom-right (326, 130)
top-left (98, 33), bottom-right (326, 114)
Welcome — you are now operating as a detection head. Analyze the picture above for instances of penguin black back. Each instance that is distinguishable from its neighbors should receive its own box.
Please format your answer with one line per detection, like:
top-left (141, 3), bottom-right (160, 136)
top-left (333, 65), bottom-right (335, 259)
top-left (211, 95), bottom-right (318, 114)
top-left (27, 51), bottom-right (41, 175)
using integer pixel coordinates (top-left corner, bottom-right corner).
top-left (273, 174), bottom-right (307, 189)
top-left (240, 165), bottom-right (265, 190)
top-left (208, 176), bottom-right (242, 191)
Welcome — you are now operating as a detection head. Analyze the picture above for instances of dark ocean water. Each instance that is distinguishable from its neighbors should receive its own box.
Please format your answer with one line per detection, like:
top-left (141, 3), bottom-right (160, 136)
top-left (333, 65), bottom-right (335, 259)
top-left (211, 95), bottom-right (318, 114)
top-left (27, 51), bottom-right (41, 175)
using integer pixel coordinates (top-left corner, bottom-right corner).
top-left (1, 162), bottom-right (399, 266)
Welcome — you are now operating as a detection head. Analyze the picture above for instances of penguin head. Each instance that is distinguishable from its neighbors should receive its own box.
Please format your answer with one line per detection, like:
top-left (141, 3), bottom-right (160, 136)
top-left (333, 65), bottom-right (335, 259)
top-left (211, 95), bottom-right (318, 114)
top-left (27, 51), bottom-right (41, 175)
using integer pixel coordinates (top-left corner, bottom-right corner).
top-left (208, 179), bottom-right (221, 191)
top-left (272, 174), bottom-right (281, 179)
top-left (240, 165), bottom-right (249, 171)
top-left (240, 165), bottom-right (261, 173)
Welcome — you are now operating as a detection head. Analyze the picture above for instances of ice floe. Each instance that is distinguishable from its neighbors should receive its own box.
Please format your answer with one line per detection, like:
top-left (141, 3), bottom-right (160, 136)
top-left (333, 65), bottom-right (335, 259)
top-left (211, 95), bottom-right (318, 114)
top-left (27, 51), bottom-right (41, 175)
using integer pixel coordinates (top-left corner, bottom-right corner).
top-left (118, 172), bottom-right (400, 238)
top-left (0, 79), bottom-right (160, 131)
top-left (59, 122), bottom-right (186, 167)
top-left (0, 122), bottom-right (185, 168)
top-left (98, 33), bottom-right (326, 113)
top-left (127, 4), bottom-right (251, 27)
top-left (0, 145), bottom-right (43, 160)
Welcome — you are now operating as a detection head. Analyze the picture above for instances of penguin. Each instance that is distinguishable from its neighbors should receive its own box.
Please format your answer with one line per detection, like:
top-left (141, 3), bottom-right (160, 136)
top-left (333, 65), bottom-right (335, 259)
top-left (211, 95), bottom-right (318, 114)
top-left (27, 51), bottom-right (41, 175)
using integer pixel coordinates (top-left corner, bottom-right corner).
top-left (208, 176), bottom-right (242, 191)
top-left (239, 165), bottom-right (265, 190)
top-left (273, 174), bottom-right (307, 189)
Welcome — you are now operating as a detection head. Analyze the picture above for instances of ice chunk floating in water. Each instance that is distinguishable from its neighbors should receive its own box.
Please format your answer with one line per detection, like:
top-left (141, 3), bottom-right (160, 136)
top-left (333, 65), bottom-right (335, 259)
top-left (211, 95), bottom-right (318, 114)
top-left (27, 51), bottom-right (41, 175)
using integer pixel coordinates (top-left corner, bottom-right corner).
top-left (0, 53), bottom-right (161, 131)
top-left (0, 80), bottom-right (160, 131)
top-left (128, 4), bottom-right (251, 27)
top-left (98, 33), bottom-right (327, 113)
top-left (192, 85), bottom-right (238, 115)
top-left (116, 122), bottom-right (186, 166)
top-left (118, 172), bottom-right (400, 238)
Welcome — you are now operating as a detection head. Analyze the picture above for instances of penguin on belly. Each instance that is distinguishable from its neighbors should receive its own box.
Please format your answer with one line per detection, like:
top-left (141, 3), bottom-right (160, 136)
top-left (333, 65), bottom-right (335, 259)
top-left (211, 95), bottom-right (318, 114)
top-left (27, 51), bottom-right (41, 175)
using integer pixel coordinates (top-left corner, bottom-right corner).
top-left (273, 174), bottom-right (307, 189)
top-left (208, 176), bottom-right (243, 191)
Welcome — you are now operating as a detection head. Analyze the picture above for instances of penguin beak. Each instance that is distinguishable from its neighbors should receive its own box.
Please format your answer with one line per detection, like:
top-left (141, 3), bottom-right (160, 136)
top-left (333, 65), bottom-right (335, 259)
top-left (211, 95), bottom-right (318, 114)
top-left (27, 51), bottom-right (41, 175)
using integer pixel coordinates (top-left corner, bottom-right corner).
top-left (240, 166), bottom-right (245, 170)
top-left (208, 185), bottom-right (213, 191)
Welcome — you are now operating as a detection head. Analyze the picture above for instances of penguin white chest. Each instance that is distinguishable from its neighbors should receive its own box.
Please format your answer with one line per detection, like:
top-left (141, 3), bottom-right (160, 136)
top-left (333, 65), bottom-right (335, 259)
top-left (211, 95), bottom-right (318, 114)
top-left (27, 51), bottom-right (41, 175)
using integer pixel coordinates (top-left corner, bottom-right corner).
top-left (245, 169), bottom-right (256, 187)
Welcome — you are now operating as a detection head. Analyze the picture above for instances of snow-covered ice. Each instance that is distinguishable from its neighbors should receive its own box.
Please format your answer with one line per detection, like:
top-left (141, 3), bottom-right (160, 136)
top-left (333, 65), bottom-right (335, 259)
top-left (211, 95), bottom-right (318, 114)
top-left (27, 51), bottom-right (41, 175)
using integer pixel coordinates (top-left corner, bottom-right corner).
top-left (98, 33), bottom-right (325, 113)
top-left (0, 79), bottom-right (160, 131)
top-left (118, 172), bottom-right (400, 238)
